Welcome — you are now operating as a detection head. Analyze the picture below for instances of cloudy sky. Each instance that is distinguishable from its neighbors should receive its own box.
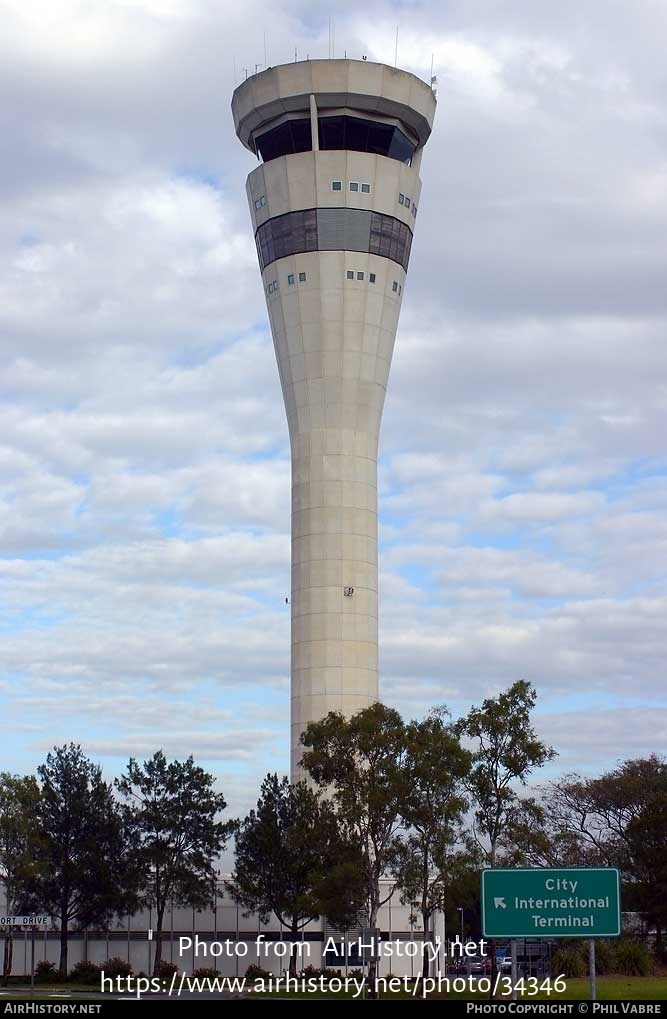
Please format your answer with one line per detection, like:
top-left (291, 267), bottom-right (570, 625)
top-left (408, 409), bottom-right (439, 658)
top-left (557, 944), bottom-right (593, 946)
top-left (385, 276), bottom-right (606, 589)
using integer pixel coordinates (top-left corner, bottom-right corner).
top-left (1, 0), bottom-right (666, 817)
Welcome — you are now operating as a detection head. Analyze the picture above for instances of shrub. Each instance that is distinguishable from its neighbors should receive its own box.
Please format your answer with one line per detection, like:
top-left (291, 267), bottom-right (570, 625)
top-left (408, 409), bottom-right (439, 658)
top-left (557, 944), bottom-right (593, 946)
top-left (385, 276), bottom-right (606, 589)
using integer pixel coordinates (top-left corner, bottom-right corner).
top-left (245, 963), bottom-right (273, 980)
top-left (69, 960), bottom-right (102, 985)
top-left (103, 957), bottom-right (133, 978)
top-left (593, 940), bottom-right (615, 975)
top-left (193, 967), bottom-right (219, 978)
top-left (613, 940), bottom-right (653, 977)
top-left (300, 964), bottom-right (341, 979)
top-left (154, 959), bottom-right (179, 978)
top-left (34, 960), bottom-right (59, 984)
top-left (550, 944), bottom-right (586, 978)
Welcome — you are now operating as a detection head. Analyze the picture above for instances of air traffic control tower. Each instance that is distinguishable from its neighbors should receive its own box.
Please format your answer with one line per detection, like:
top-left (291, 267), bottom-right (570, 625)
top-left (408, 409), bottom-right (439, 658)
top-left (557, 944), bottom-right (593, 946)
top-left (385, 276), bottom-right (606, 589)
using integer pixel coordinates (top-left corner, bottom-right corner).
top-left (232, 59), bottom-right (436, 776)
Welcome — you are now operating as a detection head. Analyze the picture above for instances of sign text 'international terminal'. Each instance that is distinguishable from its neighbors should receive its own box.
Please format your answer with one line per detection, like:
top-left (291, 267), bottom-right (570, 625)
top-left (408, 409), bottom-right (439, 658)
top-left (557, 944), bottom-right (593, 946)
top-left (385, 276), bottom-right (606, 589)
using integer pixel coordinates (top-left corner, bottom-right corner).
top-left (481, 868), bottom-right (620, 938)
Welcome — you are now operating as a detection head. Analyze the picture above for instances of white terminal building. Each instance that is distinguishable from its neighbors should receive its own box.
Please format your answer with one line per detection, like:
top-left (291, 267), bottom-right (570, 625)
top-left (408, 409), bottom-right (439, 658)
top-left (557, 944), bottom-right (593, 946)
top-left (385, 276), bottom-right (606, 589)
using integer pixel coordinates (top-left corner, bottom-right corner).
top-left (231, 58), bottom-right (437, 776)
top-left (0, 881), bottom-right (444, 978)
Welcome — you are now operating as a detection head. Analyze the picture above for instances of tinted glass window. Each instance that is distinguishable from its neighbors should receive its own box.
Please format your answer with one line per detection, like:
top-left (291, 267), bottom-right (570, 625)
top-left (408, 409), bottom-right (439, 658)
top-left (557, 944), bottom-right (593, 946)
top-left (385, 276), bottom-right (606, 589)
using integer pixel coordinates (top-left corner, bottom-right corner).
top-left (318, 116), bottom-right (415, 165)
top-left (256, 119), bottom-right (312, 161)
top-left (318, 116), bottom-right (346, 150)
top-left (256, 115), bottom-right (415, 164)
top-left (255, 208), bottom-right (412, 272)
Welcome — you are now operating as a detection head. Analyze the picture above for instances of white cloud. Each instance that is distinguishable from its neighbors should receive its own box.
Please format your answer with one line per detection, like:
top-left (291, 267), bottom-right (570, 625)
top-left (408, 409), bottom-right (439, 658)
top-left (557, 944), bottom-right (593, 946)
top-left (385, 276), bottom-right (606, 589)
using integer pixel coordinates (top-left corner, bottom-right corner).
top-left (1, 0), bottom-right (666, 813)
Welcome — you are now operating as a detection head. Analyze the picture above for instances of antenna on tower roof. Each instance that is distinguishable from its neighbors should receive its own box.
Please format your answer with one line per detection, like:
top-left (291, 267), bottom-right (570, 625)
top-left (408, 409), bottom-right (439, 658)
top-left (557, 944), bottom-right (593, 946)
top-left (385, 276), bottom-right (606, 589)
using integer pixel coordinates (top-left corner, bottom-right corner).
top-left (394, 24), bottom-right (399, 66)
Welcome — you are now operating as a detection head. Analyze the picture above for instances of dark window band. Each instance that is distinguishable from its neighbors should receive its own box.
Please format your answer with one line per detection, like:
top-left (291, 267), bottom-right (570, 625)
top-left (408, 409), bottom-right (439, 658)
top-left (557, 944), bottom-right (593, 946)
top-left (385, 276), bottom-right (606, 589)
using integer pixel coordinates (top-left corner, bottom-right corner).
top-left (255, 208), bottom-right (413, 272)
top-left (255, 115), bottom-right (415, 165)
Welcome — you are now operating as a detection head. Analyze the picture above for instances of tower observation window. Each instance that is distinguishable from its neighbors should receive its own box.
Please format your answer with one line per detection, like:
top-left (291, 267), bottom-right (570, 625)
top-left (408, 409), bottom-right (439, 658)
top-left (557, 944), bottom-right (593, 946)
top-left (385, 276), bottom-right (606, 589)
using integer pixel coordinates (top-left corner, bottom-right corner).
top-left (255, 119), bottom-right (312, 161)
top-left (318, 116), bottom-right (415, 165)
top-left (253, 115), bottom-right (415, 165)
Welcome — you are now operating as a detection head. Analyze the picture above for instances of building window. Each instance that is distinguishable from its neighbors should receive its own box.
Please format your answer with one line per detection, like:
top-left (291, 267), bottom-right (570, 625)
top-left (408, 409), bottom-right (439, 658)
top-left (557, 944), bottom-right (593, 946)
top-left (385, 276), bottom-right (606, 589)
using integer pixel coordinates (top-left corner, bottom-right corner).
top-left (255, 207), bottom-right (413, 272)
top-left (398, 284), bottom-right (402, 294)
top-left (318, 115), bottom-right (415, 165)
top-left (287, 274), bottom-right (295, 285)
top-left (357, 271), bottom-right (364, 280)
top-left (369, 273), bottom-right (376, 283)
top-left (254, 196), bottom-right (266, 209)
top-left (392, 281), bottom-right (398, 292)
top-left (346, 270), bottom-right (354, 279)
top-left (399, 194), bottom-right (405, 205)
top-left (412, 203), bottom-right (417, 216)
top-left (349, 181), bottom-right (359, 192)
top-left (256, 118), bottom-right (312, 162)
top-left (299, 272), bottom-right (306, 282)
top-left (361, 183), bottom-right (371, 194)
top-left (331, 181), bottom-right (342, 191)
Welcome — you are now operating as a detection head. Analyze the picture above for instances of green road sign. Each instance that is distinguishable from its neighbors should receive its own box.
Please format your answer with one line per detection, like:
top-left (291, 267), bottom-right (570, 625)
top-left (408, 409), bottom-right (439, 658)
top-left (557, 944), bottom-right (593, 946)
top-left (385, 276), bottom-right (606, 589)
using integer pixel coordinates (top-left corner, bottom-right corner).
top-left (481, 868), bottom-right (620, 938)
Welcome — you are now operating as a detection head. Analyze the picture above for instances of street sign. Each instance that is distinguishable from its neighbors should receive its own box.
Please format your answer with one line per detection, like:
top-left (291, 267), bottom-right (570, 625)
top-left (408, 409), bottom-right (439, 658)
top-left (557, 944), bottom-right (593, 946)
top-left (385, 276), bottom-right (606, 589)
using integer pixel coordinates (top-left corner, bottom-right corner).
top-left (0, 916), bottom-right (51, 927)
top-left (481, 868), bottom-right (620, 938)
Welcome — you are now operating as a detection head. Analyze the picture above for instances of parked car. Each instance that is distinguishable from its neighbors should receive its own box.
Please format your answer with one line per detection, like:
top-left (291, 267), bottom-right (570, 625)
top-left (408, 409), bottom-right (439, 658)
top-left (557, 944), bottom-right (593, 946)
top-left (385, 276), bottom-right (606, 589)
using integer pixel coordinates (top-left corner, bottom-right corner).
top-left (468, 956), bottom-right (492, 974)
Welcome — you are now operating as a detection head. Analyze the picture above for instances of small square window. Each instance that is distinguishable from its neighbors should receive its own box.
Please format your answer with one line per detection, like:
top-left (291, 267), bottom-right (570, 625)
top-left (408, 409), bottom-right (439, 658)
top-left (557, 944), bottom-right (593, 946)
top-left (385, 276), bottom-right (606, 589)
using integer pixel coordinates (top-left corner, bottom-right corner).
top-left (361, 183), bottom-right (371, 193)
top-left (357, 271), bottom-right (364, 280)
top-left (349, 182), bottom-right (359, 192)
top-left (261, 196), bottom-right (266, 206)
top-left (331, 181), bottom-right (342, 191)
top-left (346, 270), bottom-right (354, 280)
top-left (398, 285), bottom-right (402, 295)
top-left (267, 283), bottom-right (272, 293)
top-left (273, 280), bottom-right (278, 291)
top-left (412, 203), bottom-right (417, 215)
top-left (288, 274), bottom-right (295, 285)
top-left (299, 272), bottom-right (306, 282)
top-left (392, 281), bottom-right (398, 292)
top-left (369, 273), bottom-right (376, 283)
top-left (405, 195), bottom-right (410, 206)
top-left (399, 193), bottom-right (405, 205)
top-left (254, 199), bottom-right (261, 209)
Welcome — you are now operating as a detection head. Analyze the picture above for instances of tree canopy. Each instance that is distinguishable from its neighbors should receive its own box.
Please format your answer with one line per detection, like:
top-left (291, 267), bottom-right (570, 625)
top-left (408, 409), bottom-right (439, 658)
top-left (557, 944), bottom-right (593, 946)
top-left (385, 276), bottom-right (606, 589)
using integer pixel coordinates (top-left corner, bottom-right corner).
top-left (116, 750), bottom-right (231, 974)
top-left (31, 744), bottom-right (134, 976)
top-left (227, 773), bottom-right (364, 975)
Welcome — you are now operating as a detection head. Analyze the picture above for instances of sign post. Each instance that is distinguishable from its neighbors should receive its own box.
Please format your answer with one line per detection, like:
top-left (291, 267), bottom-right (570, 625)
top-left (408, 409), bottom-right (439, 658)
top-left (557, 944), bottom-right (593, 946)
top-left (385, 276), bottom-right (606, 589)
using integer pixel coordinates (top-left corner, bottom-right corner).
top-left (510, 940), bottom-right (518, 1001)
top-left (481, 870), bottom-right (619, 1003)
top-left (589, 939), bottom-right (597, 1002)
top-left (0, 918), bottom-right (51, 990)
top-left (481, 869), bottom-right (620, 939)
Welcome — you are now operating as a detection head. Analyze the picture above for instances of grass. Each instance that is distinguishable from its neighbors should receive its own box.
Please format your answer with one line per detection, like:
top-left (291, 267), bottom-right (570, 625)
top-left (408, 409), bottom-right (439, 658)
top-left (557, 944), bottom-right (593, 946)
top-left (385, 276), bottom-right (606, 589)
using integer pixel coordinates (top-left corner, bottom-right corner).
top-left (4, 973), bottom-right (665, 1000)
top-left (515, 976), bottom-right (667, 1000)
top-left (251, 974), bottom-right (667, 1000)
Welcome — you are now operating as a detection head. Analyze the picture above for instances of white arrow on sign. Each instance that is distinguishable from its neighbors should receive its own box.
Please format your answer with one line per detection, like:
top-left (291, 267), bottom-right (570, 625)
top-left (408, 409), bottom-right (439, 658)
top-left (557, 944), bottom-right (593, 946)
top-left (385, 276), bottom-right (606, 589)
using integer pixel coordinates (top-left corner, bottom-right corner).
top-left (494, 897), bottom-right (507, 909)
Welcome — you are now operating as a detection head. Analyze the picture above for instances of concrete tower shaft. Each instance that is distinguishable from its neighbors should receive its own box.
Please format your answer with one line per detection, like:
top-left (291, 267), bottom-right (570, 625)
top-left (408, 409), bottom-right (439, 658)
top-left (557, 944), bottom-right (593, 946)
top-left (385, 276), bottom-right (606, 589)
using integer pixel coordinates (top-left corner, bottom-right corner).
top-left (232, 60), bottom-right (436, 777)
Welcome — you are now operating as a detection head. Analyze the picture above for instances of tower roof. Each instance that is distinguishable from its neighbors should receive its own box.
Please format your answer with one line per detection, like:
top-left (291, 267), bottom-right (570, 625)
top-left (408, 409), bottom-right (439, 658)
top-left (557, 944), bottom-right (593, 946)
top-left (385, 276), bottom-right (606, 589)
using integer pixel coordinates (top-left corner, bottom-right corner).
top-left (231, 58), bottom-right (436, 156)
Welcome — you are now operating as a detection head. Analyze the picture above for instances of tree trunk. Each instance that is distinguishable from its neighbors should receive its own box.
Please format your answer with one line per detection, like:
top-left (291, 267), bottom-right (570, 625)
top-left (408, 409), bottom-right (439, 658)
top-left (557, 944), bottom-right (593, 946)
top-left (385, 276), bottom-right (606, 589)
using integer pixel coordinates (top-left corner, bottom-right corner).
top-left (153, 904), bottom-right (165, 976)
top-left (59, 915), bottom-right (69, 978)
top-left (2, 935), bottom-right (12, 986)
top-left (422, 910), bottom-right (431, 979)
top-left (289, 922), bottom-right (299, 977)
top-left (367, 899), bottom-right (378, 999)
